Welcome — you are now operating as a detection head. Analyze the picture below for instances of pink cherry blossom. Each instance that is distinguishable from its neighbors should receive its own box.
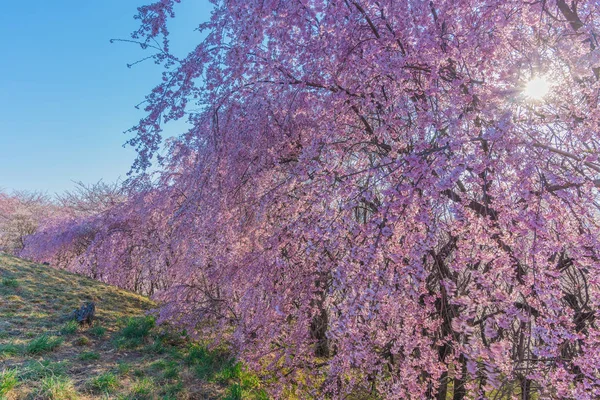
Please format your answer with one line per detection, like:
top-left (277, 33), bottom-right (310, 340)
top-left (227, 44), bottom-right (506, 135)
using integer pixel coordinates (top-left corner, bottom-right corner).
top-left (17, 0), bottom-right (600, 398)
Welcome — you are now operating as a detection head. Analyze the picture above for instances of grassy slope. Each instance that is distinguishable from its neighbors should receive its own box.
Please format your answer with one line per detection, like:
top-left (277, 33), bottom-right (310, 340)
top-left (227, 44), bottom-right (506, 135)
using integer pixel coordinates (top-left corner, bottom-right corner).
top-left (0, 254), bottom-right (266, 400)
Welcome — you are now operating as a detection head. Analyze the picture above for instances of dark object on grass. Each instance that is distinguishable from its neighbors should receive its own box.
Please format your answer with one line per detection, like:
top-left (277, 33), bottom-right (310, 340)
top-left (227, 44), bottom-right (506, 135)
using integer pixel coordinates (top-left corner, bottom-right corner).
top-left (42, 262), bottom-right (50, 266)
top-left (72, 302), bottom-right (95, 326)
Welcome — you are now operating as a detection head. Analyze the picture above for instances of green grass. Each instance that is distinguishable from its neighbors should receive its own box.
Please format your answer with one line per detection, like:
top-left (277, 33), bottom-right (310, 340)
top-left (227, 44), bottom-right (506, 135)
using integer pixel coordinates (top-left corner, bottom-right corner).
top-left (77, 351), bottom-right (100, 361)
top-left (184, 343), bottom-right (269, 399)
top-left (89, 323), bottom-right (107, 337)
top-left (25, 334), bottom-right (63, 354)
top-left (1, 277), bottom-right (19, 287)
top-left (130, 376), bottom-right (155, 398)
top-left (149, 359), bottom-right (168, 371)
top-left (113, 316), bottom-right (155, 349)
top-left (20, 360), bottom-right (69, 381)
top-left (89, 372), bottom-right (120, 393)
top-left (186, 343), bottom-right (232, 380)
top-left (73, 336), bottom-right (90, 346)
top-left (162, 364), bottom-right (180, 380)
top-left (38, 376), bottom-right (78, 400)
top-left (150, 359), bottom-right (180, 381)
top-left (0, 254), bottom-right (240, 399)
top-left (144, 337), bottom-right (166, 354)
top-left (222, 364), bottom-right (269, 400)
top-left (116, 361), bottom-right (132, 375)
top-left (60, 320), bottom-right (79, 336)
top-left (162, 382), bottom-right (184, 398)
top-left (224, 383), bottom-right (243, 400)
top-left (0, 368), bottom-right (18, 396)
top-left (215, 361), bottom-right (243, 383)
top-left (0, 342), bottom-right (20, 357)
top-left (133, 368), bottom-right (146, 378)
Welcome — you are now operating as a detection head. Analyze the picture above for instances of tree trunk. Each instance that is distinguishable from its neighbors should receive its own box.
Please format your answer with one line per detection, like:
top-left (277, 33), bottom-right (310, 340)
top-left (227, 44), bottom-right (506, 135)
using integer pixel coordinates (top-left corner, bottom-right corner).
top-left (453, 354), bottom-right (467, 400)
top-left (310, 271), bottom-right (330, 357)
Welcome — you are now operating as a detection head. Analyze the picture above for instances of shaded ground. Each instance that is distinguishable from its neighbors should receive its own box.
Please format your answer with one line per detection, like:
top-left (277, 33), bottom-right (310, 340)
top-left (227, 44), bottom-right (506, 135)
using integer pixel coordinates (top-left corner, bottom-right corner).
top-left (0, 254), bottom-right (266, 399)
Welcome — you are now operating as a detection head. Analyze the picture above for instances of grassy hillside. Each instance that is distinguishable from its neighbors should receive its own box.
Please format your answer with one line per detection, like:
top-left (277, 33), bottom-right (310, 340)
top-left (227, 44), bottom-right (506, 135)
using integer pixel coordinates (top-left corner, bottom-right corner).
top-left (0, 254), bottom-right (267, 400)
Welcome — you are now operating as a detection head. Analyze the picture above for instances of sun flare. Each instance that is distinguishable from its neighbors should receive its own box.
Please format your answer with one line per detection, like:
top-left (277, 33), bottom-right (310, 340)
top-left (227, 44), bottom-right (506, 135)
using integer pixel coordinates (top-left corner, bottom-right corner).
top-left (523, 76), bottom-right (550, 100)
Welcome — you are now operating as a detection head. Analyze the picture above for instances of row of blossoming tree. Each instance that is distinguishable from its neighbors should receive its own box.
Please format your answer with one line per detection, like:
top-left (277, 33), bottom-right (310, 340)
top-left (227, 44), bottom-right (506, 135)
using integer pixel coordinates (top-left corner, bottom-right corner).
top-left (14, 0), bottom-right (600, 398)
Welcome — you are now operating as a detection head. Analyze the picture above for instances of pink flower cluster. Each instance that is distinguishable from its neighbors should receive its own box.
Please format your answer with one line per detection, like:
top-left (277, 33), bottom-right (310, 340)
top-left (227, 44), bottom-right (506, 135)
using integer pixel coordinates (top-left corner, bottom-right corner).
top-left (21, 0), bottom-right (600, 398)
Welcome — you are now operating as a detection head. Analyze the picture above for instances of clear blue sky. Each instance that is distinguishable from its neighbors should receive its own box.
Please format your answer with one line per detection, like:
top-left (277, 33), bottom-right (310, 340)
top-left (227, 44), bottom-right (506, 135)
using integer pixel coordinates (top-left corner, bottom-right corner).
top-left (0, 0), bottom-right (212, 194)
